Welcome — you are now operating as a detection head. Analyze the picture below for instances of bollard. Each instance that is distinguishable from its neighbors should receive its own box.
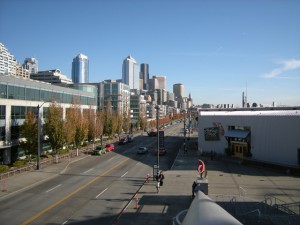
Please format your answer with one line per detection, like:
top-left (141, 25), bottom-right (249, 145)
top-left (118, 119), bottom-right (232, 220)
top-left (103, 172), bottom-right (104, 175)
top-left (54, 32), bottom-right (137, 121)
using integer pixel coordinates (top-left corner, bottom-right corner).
top-left (2, 178), bottom-right (7, 192)
top-left (135, 194), bottom-right (139, 209)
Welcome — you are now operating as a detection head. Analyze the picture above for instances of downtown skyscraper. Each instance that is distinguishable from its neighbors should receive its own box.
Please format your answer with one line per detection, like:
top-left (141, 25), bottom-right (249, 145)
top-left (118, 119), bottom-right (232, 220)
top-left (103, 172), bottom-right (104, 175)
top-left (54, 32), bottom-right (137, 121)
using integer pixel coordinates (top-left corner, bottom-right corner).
top-left (122, 55), bottom-right (137, 89)
top-left (140, 63), bottom-right (149, 90)
top-left (71, 53), bottom-right (89, 83)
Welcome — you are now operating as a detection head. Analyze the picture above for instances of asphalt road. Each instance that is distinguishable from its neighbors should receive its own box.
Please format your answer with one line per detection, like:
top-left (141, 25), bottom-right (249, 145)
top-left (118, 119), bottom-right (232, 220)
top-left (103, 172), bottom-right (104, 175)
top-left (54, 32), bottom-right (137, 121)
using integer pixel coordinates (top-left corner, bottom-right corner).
top-left (0, 122), bottom-right (184, 225)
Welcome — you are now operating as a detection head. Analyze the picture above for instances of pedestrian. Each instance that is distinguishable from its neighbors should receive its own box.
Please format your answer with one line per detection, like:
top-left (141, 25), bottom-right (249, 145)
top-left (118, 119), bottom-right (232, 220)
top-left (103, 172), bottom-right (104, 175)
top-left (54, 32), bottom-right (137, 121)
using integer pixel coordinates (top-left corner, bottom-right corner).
top-left (156, 171), bottom-right (164, 193)
top-left (156, 179), bottom-right (160, 193)
top-left (210, 150), bottom-right (214, 160)
top-left (159, 171), bottom-right (164, 187)
top-left (192, 181), bottom-right (197, 197)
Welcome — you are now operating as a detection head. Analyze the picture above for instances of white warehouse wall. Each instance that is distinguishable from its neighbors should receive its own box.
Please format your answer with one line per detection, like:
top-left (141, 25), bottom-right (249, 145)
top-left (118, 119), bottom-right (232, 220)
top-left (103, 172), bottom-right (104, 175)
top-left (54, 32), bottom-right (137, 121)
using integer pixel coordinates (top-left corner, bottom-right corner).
top-left (198, 110), bottom-right (300, 166)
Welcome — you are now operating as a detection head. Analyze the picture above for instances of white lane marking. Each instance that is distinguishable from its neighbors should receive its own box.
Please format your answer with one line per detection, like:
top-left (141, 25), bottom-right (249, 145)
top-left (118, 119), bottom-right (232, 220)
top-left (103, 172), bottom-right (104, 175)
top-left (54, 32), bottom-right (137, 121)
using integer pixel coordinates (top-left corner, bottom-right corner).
top-left (83, 168), bottom-right (94, 174)
top-left (121, 171), bottom-right (128, 178)
top-left (96, 188), bottom-right (108, 199)
top-left (46, 184), bottom-right (62, 193)
top-left (108, 157), bottom-right (115, 161)
top-left (136, 162), bottom-right (141, 166)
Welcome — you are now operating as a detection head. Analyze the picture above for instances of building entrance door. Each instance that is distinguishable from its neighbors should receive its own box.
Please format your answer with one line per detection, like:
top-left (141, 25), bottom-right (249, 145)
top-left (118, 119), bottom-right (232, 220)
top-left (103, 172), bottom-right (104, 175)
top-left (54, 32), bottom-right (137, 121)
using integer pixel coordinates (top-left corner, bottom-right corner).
top-left (231, 142), bottom-right (248, 157)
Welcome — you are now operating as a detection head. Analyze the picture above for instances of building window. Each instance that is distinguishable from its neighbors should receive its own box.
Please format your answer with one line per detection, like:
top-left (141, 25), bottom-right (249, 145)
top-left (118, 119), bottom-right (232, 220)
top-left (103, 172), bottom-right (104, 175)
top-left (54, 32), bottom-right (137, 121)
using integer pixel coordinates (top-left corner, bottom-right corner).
top-left (11, 106), bottom-right (26, 119)
top-left (0, 126), bottom-right (5, 141)
top-left (0, 84), bottom-right (7, 98)
top-left (0, 105), bottom-right (5, 120)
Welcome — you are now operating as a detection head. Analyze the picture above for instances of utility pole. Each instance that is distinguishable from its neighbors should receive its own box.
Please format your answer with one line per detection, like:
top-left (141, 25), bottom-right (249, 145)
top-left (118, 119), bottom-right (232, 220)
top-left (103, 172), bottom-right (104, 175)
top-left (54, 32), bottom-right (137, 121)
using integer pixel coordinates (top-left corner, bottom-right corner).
top-left (184, 109), bottom-right (187, 153)
top-left (155, 105), bottom-right (160, 176)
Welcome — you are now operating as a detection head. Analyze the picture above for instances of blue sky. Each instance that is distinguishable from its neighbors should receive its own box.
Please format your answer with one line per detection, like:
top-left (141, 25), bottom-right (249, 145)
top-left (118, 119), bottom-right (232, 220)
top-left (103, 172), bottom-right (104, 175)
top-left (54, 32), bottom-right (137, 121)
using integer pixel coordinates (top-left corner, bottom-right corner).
top-left (1, 0), bottom-right (300, 106)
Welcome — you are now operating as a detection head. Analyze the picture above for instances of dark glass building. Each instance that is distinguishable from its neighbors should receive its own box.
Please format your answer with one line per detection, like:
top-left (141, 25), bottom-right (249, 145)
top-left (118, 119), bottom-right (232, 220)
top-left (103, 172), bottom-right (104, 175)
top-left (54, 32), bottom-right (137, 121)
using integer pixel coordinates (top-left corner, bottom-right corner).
top-left (140, 63), bottom-right (149, 90)
top-left (71, 53), bottom-right (89, 83)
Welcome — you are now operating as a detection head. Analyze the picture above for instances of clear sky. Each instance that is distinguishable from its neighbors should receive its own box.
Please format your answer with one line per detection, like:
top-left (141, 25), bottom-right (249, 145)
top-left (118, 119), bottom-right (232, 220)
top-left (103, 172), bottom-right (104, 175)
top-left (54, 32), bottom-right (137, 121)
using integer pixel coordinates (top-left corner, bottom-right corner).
top-left (1, 0), bottom-right (300, 107)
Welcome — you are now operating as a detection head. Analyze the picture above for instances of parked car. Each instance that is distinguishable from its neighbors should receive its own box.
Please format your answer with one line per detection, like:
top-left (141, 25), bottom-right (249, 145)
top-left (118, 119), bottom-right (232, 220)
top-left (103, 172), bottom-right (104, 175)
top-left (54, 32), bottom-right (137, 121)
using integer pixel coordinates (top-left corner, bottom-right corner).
top-left (148, 129), bottom-right (157, 137)
top-left (93, 146), bottom-right (106, 155)
top-left (153, 147), bottom-right (166, 156)
top-left (127, 134), bottom-right (134, 142)
top-left (105, 143), bottom-right (115, 152)
top-left (137, 147), bottom-right (148, 154)
top-left (118, 137), bottom-right (128, 145)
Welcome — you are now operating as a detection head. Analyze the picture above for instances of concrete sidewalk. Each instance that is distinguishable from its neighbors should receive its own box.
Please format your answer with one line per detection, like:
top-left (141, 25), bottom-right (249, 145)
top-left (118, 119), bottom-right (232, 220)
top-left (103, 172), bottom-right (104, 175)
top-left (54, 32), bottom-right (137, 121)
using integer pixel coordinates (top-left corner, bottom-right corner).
top-left (115, 132), bottom-right (300, 225)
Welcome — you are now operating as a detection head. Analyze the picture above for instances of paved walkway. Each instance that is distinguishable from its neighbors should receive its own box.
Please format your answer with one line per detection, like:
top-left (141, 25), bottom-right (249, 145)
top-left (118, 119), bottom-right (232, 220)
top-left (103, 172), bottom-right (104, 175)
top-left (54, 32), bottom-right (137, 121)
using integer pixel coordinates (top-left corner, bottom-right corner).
top-left (116, 131), bottom-right (300, 225)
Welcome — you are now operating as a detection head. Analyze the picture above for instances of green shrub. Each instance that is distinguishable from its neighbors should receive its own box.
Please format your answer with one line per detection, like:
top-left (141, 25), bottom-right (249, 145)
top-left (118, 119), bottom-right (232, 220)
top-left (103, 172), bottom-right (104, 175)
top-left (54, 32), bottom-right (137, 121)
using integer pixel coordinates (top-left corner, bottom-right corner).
top-left (13, 160), bottom-right (27, 167)
top-left (57, 149), bottom-right (69, 155)
top-left (0, 165), bottom-right (9, 173)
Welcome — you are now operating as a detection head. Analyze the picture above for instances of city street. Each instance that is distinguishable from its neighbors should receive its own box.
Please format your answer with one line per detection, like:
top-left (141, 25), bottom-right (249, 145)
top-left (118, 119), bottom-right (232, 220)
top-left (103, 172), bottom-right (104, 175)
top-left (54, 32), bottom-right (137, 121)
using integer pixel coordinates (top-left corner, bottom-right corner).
top-left (0, 122), bottom-right (183, 225)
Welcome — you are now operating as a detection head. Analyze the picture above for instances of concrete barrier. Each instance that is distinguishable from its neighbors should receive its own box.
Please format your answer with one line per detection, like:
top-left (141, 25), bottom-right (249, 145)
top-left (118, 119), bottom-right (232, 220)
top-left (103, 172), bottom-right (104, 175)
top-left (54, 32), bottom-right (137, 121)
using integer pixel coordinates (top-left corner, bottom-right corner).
top-left (182, 191), bottom-right (242, 225)
top-left (195, 178), bottom-right (208, 195)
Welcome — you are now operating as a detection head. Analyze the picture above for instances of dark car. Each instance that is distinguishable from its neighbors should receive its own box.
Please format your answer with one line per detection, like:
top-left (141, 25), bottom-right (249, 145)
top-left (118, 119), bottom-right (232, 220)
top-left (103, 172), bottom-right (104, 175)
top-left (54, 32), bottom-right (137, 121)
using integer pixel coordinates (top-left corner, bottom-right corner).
top-left (118, 137), bottom-right (128, 145)
top-left (153, 147), bottom-right (166, 156)
top-left (127, 134), bottom-right (134, 142)
top-left (105, 143), bottom-right (115, 151)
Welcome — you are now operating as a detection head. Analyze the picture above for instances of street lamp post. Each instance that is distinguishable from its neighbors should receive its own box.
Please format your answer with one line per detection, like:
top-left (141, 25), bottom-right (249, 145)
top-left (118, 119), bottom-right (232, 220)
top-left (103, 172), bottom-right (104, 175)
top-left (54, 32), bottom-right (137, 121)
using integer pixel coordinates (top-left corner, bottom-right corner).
top-left (37, 103), bottom-right (46, 170)
top-left (183, 109), bottom-right (187, 153)
top-left (155, 105), bottom-right (160, 176)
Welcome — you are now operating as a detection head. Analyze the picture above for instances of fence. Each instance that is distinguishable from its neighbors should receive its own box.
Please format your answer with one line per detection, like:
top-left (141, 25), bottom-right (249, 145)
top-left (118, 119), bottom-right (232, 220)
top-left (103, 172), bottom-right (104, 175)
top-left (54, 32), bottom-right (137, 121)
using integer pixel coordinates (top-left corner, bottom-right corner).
top-left (0, 146), bottom-right (91, 181)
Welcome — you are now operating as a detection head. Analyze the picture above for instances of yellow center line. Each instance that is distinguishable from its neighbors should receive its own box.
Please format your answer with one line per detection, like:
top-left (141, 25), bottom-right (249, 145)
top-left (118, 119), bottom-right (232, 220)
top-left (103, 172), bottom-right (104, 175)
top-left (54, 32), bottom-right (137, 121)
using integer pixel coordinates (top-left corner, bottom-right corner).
top-left (21, 157), bottom-right (130, 225)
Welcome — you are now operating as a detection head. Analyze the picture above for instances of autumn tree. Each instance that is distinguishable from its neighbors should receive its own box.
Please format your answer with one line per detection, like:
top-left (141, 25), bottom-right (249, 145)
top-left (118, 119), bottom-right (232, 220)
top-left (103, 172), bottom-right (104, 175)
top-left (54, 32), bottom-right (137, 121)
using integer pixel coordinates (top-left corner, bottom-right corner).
top-left (65, 101), bottom-right (88, 152)
top-left (103, 102), bottom-right (113, 137)
top-left (112, 111), bottom-right (123, 140)
top-left (74, 113), bottom-right (88, 149)
top-left (64, 107), bottom-right (77, 149)
top-left (122, 111), bottom-right (131, 134)
top-left (95, 110), bottom-right (104, 144)
top-left (86, 108), bottom-right (96, 142)
top-left (20, 110), bottom-right (38, 155)
top-left (44, 103), bottom-right (64, 153)
top-left (137, 113), bottom-right (147, 131)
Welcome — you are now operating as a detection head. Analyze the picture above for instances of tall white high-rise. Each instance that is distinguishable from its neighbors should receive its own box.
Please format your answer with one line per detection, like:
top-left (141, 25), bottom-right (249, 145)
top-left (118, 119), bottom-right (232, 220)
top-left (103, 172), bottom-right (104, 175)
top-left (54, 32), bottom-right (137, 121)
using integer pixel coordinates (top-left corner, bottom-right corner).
top-left (122, 55), bottom-right (137, 89)
top-left (0, 42), bottom-right (29, 78)
top-left (23, 57), bottom-right (38, 74)
top-left (72, 53), bottom-right (89, 83)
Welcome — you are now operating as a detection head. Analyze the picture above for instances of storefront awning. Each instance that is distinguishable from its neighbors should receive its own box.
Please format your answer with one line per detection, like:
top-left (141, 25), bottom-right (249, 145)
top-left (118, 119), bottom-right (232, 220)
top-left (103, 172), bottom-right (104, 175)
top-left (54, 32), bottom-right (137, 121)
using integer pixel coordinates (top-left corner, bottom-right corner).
top-left (224, 130), bottom-right (250, 138)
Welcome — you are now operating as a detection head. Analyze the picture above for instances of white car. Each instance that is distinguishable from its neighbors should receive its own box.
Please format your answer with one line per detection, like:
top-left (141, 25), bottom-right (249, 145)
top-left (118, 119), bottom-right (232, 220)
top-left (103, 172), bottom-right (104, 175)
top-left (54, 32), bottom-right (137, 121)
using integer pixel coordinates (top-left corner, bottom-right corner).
top-left (137, 147), bottom-right (148, 154)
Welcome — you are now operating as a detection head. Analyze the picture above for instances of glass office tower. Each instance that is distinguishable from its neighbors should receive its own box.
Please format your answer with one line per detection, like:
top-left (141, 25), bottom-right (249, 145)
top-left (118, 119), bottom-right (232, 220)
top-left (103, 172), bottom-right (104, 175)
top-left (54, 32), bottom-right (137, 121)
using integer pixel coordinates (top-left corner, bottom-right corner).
top-left (122, 55), bottom-right (137, 89)
top-left (72, 53), bottom-right (89, 83)
top-left (140, 63), bottom-right (149, 90)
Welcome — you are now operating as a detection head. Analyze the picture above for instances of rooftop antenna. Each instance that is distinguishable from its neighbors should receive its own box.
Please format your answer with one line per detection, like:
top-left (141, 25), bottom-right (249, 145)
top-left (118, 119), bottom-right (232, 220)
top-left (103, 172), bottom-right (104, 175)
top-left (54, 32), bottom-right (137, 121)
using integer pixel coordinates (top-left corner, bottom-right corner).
top-left (245, 82), bottom-right (248, 107)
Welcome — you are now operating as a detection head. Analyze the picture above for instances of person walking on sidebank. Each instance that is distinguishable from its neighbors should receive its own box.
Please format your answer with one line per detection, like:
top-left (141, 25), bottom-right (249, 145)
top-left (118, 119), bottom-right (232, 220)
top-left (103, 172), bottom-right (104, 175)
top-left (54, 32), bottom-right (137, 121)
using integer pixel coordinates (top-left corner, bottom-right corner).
top-left (156, 171), bottom-right (165, 193)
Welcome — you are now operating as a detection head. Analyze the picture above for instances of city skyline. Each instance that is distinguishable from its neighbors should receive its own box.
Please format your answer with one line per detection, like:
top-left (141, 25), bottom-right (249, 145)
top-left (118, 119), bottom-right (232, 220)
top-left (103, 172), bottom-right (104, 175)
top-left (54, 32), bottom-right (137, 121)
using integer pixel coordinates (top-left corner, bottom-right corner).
top-left (1, 0), bottom-right (299, 106)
